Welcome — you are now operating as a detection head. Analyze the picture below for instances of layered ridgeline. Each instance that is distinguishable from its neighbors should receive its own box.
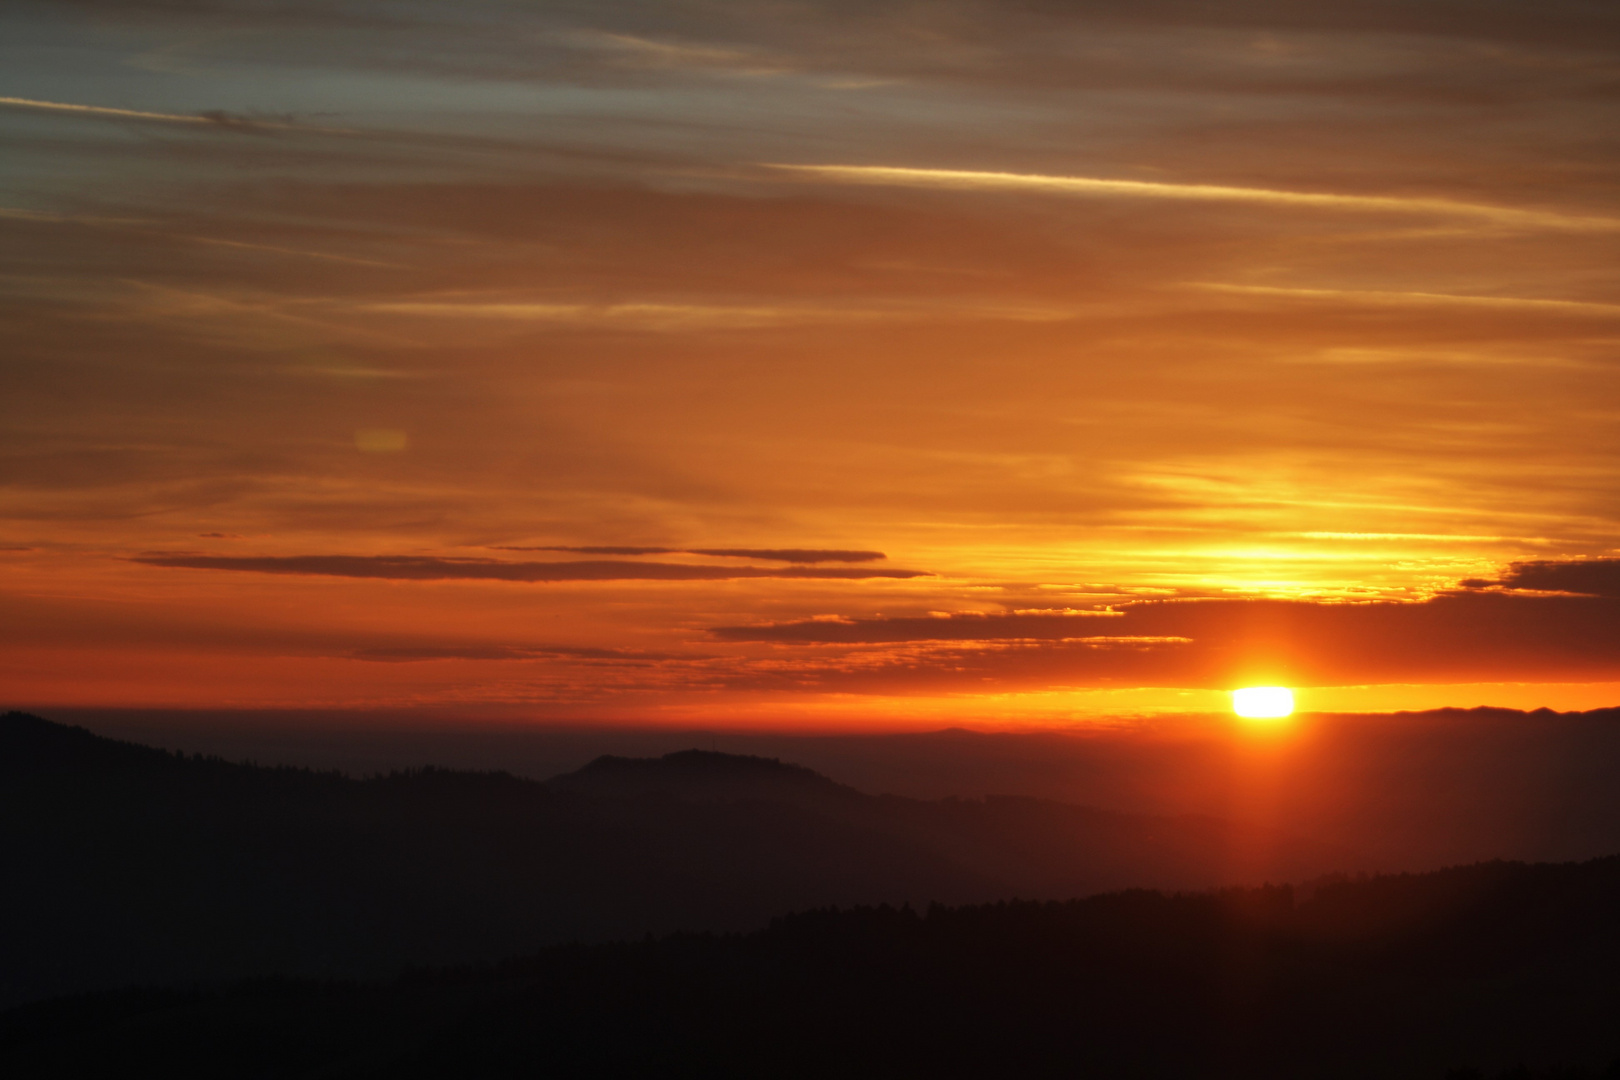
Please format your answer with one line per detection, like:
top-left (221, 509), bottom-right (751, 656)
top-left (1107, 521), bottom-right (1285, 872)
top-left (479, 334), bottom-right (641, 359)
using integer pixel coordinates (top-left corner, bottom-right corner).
top-left (2, 711), bottom-right (1350, 1007)
top-left (6, 712), bottom-right (1620, 1076)
top-left (5, 861), bottom-right (1620, 1078)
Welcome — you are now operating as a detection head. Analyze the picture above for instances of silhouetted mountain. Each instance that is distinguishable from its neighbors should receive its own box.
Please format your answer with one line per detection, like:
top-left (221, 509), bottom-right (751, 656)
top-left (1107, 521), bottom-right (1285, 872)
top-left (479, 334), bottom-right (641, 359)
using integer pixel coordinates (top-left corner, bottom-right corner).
top-left (5, 858), bottom-right (1620, 1079)
top-left (2, 712), bottom-right (1353, 1008)
top-left (549, 746), bottom-right (1360, 901)
top-left (548, 747), bottom-right (863, 805)
top-left (64, 705), bottom-right (1620, 875)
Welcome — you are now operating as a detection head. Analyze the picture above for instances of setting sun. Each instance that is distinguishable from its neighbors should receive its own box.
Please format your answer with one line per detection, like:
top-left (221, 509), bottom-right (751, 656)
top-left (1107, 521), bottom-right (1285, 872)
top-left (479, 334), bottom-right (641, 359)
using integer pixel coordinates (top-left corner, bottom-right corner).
top-left (1232, 687), bottom-right (1295, 719)
top-left (6, 4), bottom-right (1620, 1074)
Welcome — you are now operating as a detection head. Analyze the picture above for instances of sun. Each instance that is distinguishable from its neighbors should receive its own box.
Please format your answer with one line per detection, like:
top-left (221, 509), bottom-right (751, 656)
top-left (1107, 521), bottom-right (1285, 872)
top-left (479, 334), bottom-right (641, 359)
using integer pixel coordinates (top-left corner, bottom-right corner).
top-left (1232, 686), bottom-right (1294, 719)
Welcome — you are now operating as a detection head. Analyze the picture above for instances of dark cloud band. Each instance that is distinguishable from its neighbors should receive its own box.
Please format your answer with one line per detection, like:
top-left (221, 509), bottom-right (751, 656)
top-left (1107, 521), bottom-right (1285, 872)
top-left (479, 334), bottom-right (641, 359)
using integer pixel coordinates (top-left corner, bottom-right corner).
top-left (1465, 558), bottom-right (1620, 598)
top-left (131, 554), bottom-right (927, 582)
top-left (712, 591), bottom-right (1620, 689)
top-left (348, 644), bottom-right (699, 662)
top-left (496, 546), bottom-right (887, 563)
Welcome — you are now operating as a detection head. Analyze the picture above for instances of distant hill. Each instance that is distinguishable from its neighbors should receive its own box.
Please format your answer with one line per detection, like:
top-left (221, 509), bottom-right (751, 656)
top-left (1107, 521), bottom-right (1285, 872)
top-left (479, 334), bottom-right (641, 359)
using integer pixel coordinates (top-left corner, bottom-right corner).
top-left (64, 704), bottom-right (1620, 874)
top-left (1, 711), bottom-right (1351, 1008)
top-left (548, 746), bottom-right (861, 804)
top-left (4, 858), bottom-right (1620, 1079)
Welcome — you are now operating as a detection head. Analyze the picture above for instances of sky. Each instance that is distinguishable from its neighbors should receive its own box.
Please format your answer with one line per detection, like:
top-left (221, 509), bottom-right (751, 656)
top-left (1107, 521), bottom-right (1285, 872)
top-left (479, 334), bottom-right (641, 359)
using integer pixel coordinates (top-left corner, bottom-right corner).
top-left (3, 0), bottom-right (1620, 727)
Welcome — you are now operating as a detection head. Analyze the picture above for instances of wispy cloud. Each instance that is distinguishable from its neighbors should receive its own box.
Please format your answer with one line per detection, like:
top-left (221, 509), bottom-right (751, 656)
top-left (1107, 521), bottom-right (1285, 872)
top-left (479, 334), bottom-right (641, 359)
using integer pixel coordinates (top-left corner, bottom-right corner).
top-left (356, 300), bottom-right (933, 329)
top-left (764, 165), bottom-right (1620, 233)
top-left (0, 95), bottom-right (350, 134)
top-left (0, 206), bottom-right (397, 268)
top-left (713, 610), bottom-right (1123, 643)
top-left (1194, 283), bottom-right (1620, 316)
top-left (353, 297), bottom-right (1090, 329)
top-left (496, 546), bottom-right (887, 563)
top-left (348, 643), bottom-right (702, 662)
top-left (577, 31), bottom-right (790, 76)
top-left (182, 235), bottom-right (400, 268)
top-left (131, 554), bottom-right (930, 582)
top-left (0, 95), bottom-right (214, 125)
top-left (0, 205), bottom-right (149, 226)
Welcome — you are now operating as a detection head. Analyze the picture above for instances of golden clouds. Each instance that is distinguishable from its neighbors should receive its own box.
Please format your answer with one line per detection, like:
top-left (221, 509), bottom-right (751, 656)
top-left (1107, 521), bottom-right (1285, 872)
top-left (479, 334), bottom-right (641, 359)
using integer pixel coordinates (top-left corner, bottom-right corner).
top-left (2, 1), bottom-right (1618, 721)
top-left (764, 164), bottom-right (1620, 233)
top-left (1191, 283), bottom-right (1620, 317)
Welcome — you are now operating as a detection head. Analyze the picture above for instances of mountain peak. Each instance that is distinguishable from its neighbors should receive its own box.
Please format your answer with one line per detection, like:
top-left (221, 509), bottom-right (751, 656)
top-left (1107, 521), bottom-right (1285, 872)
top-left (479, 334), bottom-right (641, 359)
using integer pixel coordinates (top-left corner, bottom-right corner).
top-left (549, 748), bottom-right (858, 804)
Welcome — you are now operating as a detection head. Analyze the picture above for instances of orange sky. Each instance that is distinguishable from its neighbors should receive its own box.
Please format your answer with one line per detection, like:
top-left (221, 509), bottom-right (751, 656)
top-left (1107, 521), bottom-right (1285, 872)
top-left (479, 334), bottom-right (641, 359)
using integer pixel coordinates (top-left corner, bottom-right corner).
top-left (3, 0), bottom-right (1619, 726)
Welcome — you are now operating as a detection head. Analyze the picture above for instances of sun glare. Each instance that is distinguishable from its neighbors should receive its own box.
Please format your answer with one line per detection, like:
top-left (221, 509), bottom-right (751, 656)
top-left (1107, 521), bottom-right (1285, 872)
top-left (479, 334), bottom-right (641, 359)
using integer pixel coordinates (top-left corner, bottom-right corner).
top-left (1232, 686), bottom-right (1295, 719)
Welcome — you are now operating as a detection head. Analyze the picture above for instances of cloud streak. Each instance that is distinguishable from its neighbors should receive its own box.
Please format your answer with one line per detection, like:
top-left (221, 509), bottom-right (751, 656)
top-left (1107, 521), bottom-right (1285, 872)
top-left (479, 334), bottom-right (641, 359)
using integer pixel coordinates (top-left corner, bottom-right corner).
top-left (131, 554), bottom-right (929, 582)
top-left (347, 643), bottom-right (701, 662)
top-left (712, 610), bottom-right (1123, 643)
top-left (764, 165), bottom-right (1620, 233)
top-left (713, 592), bottom-right (1620, 689)
top-left (497, 546), bottom-right (887, 563)
top-left (1194, 284), bottom-right (1620, 317)
top-left (0, 95), bottom-right (342, 134)
top-left (355, 300), bottom-right (957, 330)
top-left (0, 95), bottom-right (214, 125)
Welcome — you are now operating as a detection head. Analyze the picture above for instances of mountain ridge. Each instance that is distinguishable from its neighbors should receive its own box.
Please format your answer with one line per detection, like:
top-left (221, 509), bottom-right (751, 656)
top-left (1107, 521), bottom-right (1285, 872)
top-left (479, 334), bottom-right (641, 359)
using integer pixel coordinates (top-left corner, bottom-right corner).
top-left (1, 711), bottom-right (1349, 1009)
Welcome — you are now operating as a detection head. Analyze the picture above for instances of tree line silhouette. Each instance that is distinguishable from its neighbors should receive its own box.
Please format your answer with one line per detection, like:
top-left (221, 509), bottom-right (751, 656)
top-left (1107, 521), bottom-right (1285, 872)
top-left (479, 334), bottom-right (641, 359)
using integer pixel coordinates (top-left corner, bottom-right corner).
top-left (5, 857), bottom-right (1620, 1077)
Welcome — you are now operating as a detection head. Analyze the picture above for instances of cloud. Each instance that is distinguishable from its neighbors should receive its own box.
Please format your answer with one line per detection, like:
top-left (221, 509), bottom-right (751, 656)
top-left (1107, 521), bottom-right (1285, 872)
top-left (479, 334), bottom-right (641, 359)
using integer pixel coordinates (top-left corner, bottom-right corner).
top-left (347, 644), bottom-right (701, 662)
top-left (713, 610), bottom-right (1122, 643)
top-left (497, 546), bottom-right (886, 563)
top-left (185, 179), bottom-right (1134, 306)
top-left (7, 0), bottom-right (1620, 717)
top-left (763, 165), bottom-right (1620, 233)
top-left (691, 548), bottom-right (886, 563)
top-left (179, 235), bottom-right (399, 268)
top-left (0, 96), bottom-right (343, 135)
top-left (0, 194), bottom-right (399, 271)
top-left (355, 300), bottom-right (909, 330)
top-left (712, 592), bottom-right (1620, 690)
top-left (1466, 557), bottom-right (1620, 598)
top-left (0, 96), bottom-right (219, 126)
top-left (1192, 284), bottom-right (1620, 317)
top-left (576, 31), bottom-right (791, 76)
top-left (130, 554), bottom-right (929, 582)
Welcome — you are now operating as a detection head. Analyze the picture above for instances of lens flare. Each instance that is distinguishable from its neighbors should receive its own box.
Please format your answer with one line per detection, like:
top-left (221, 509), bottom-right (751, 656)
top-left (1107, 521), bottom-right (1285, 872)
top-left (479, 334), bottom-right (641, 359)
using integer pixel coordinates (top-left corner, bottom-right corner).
top-left (1232, 686), bottom-right (1294, 719)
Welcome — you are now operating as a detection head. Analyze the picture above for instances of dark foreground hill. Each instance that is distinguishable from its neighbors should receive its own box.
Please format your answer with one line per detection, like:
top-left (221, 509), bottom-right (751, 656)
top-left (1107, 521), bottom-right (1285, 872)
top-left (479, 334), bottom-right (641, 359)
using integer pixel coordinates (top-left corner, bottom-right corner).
top-left (0, 712), bottom-right (1350, 1007)
top-left (5, 858), bottom-right (1620, 1079)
